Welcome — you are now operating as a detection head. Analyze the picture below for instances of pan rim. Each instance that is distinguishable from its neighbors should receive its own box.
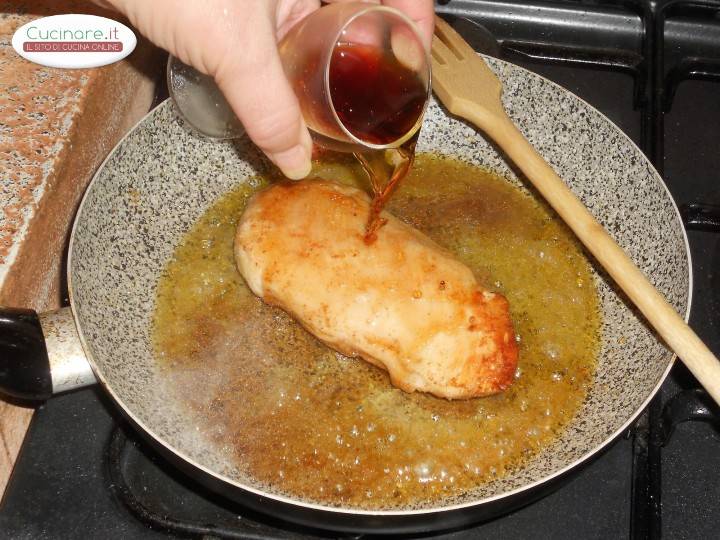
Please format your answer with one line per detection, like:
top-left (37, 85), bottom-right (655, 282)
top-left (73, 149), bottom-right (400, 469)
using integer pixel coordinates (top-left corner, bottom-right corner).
top-left (67, 54), bottom-right (693, 517)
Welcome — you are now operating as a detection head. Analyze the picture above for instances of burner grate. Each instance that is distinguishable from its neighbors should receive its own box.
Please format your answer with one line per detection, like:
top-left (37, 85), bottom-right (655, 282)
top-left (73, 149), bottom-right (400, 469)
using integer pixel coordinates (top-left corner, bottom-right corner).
top-left (4, 2), bottom-right (719, 539)
top-left (106, 426), bottom-right (354, 540)
top-left (106, 4), bottom-right (720, 537)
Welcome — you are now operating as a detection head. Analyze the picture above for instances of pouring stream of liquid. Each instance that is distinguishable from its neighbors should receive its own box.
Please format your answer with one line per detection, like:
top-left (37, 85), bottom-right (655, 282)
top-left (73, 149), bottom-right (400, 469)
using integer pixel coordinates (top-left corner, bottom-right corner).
top-left (355, 135), bottom-right (418, 243)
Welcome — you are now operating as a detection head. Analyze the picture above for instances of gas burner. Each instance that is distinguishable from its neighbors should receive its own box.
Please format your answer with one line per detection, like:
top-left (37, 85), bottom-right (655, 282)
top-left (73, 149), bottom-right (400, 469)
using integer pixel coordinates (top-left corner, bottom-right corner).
top-left (3, 2), bottom-right (720, 538)
top-left (106, 426), bottom-right (350, 540)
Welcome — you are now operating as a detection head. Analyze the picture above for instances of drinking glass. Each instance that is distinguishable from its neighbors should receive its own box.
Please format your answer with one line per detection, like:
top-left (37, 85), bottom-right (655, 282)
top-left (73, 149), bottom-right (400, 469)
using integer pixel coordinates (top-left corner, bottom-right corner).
top-left (167, 2), bottom-right (431, 152)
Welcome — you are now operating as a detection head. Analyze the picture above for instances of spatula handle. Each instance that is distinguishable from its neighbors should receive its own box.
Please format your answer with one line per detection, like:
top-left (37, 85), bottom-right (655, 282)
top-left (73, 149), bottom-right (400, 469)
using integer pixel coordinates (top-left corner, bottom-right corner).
top-left (480, 110), bottom-right (720, 405)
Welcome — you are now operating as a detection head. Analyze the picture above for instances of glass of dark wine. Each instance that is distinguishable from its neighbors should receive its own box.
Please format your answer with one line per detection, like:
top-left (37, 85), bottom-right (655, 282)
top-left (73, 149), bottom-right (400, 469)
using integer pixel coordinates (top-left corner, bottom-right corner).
top-left (167, 2), bottom-right (431, 151)
top-left (168, 2), bottom-right (431, 240)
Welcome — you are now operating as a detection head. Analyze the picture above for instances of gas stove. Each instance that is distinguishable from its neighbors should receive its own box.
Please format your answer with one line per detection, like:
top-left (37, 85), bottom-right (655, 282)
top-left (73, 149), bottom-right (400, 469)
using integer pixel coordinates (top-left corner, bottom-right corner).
top-left (2, 1), bottom-right (720, 538)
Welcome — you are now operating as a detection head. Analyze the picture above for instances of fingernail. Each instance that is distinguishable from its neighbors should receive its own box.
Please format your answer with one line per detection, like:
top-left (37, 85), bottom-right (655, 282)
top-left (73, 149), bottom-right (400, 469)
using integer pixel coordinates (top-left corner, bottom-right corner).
top-left (270, 144), bottom-right (312, 180)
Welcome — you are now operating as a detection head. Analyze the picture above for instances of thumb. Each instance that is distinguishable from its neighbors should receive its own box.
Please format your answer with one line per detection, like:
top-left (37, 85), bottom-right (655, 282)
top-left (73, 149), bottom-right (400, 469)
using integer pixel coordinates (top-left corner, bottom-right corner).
top-left (214, 15), bottom-right (312, 180)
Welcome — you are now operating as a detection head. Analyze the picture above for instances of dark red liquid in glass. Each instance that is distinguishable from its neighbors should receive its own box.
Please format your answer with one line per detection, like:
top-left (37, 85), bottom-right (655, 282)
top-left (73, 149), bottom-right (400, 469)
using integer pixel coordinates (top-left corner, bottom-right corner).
top-left (329, 43), bottom-right (426, 145)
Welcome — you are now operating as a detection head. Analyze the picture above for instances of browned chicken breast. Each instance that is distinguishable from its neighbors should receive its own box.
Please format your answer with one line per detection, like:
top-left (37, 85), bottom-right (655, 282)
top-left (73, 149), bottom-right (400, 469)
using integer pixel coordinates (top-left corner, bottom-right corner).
top-left (235, 180), bottom-right (518, 399)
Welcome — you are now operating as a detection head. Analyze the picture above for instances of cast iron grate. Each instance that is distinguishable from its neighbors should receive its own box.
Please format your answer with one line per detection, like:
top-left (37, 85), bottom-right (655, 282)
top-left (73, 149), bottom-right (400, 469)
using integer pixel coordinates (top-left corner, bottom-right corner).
top-left (106, 425), bottom-right (362, 540)
top-left (104, 2), bottom-right (720, 538)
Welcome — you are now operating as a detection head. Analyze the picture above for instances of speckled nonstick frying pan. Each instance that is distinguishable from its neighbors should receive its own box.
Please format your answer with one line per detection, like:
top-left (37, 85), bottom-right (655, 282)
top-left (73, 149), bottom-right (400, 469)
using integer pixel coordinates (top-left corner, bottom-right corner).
top-left (0, 56), bottom-right (691, 533)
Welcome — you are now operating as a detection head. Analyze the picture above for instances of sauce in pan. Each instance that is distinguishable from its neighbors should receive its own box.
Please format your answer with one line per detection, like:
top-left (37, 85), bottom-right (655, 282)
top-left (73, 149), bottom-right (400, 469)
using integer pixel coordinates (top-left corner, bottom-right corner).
top-left (152, 154), bottom-right (600, 509)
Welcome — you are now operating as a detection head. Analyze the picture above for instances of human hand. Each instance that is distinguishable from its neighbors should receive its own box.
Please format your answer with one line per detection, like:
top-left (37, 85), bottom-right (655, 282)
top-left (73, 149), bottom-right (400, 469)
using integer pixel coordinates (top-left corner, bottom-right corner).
top-left (98, 0), bottom-right (434, 179)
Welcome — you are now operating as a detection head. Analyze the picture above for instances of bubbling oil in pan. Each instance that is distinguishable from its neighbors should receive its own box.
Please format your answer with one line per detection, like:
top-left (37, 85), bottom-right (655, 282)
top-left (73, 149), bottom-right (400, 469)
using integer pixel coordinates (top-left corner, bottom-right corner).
top-left (152, 154), bottom-right (600, 510)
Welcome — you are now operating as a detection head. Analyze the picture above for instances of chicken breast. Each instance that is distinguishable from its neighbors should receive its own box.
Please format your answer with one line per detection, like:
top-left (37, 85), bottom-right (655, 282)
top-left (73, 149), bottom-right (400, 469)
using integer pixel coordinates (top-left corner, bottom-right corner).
top-left (235, 180), bottom-right (518, 399)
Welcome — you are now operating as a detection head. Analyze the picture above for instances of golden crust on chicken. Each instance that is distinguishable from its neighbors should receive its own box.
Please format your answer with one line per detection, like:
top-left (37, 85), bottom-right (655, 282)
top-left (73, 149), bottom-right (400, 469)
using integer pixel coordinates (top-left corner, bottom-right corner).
top-left (235, 180), bottom-right (518, 399)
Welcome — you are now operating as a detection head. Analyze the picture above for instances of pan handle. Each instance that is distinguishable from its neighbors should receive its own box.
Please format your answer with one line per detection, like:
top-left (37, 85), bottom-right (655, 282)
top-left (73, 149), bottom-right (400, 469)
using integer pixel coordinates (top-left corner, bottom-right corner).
top-left (0, 307), bottom-right (96, 401)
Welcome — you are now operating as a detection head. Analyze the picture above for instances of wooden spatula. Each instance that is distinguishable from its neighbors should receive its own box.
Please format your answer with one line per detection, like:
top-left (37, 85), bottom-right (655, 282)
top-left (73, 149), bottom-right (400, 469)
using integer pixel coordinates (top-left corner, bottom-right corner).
top-left (430, 16), bottom-right (720, 405)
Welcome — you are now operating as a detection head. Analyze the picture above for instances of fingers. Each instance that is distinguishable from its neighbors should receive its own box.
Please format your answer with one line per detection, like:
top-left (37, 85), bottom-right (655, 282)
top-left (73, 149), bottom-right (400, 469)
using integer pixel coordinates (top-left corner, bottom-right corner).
top-left (214, 11), bottom-right (312, 179)
top-left (323, 0), bottom-right (434, 49)
top-left (104, 0), bottom-right (313, 180)
top-left (274, 0), bottom-right (320, 40)
top-left (380, 0), bottom-right (435, 47)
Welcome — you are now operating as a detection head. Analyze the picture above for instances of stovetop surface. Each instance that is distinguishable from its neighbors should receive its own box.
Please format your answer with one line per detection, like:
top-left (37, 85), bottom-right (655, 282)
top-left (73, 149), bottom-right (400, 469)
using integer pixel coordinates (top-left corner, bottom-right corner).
top-left (0, 388), bottom-right (636, 539)
top-left (2, 1), bottom-right (720, 538)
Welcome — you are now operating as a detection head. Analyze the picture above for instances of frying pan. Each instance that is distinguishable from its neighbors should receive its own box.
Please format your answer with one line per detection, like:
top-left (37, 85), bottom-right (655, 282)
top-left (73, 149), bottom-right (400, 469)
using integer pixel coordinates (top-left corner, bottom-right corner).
top-left (0, 56), bottom-right (691, 533)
